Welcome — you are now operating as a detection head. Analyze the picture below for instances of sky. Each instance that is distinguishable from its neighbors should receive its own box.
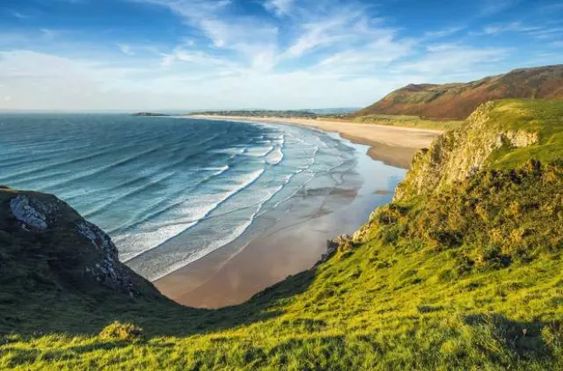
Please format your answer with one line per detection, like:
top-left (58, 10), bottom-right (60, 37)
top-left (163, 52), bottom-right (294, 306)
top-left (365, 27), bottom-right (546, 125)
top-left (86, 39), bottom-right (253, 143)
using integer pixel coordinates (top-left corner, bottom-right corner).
top-left (0, 0), bottom-right (562, 111)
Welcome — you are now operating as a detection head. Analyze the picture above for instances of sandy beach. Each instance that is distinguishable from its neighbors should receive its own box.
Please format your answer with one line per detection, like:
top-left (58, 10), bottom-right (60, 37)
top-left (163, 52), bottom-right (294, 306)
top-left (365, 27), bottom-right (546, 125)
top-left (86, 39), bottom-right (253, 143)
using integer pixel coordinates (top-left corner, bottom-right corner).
top-left (190, 115), bottom-right (443, 169)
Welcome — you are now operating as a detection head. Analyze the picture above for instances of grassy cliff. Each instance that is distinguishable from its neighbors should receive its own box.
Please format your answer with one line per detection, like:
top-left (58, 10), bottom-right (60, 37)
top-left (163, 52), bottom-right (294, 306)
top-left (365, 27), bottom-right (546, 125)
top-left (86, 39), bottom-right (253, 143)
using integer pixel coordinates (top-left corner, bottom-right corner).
top-left (0, 100), bottom-right (561, 370)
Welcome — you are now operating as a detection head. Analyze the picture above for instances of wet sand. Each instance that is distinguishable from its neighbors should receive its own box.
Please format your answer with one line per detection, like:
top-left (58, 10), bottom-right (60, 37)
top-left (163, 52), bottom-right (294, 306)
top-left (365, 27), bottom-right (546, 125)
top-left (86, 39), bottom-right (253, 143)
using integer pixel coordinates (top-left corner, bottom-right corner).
top-left (154, 183), bottom-right (364, 308)
top-left (155, 209), bottom-right (338, 308)
top-left (190, 115), bottom-right (442, 169)
top-left (154, 120), bottom-right (412, 308)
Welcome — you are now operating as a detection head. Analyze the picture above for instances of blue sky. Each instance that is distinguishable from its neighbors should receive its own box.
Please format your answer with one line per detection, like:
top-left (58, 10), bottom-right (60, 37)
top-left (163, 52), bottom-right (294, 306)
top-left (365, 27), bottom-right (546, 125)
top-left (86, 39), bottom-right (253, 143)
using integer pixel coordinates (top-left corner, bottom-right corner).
top-left (0, 0), bottom-right (562, 110)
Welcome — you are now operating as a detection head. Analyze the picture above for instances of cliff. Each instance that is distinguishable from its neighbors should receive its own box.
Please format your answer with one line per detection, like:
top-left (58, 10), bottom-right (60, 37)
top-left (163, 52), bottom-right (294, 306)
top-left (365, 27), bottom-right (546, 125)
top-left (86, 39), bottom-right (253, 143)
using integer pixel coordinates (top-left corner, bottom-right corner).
top-left (356, 65), bottom-right (563, 120)
top-left (394, 99), bottom-right (561, 199)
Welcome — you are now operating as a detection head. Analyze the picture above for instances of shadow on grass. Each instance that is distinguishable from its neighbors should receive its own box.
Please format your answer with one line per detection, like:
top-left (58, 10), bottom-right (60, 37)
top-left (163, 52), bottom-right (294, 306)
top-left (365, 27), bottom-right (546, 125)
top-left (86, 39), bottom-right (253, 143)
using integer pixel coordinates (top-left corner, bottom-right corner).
top-left (463, 313), bottom-right (559, 362)
top-left (0, 340), bottom-right (136, 368)
top-left (0, 268), bottom-right (317, 340)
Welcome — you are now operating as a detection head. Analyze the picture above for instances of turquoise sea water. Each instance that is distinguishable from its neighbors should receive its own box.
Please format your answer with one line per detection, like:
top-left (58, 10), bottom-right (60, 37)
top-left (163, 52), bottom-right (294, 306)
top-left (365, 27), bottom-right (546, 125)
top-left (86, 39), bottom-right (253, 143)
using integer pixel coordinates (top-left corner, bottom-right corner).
top-left (0, 114), bottom-right (404, 280)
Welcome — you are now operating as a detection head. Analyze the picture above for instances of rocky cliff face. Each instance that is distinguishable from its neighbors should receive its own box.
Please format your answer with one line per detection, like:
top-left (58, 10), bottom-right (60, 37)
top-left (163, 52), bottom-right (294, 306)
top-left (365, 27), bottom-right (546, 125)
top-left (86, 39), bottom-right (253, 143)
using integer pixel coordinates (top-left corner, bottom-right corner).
top-left (356, 65), bottom-right (563, 120)
top-left (393, 101), bottom-right (541, 200)
top-left (0, 187), bottom-right (161, 299)
top-left (351, 98), bottom-right (562, 245)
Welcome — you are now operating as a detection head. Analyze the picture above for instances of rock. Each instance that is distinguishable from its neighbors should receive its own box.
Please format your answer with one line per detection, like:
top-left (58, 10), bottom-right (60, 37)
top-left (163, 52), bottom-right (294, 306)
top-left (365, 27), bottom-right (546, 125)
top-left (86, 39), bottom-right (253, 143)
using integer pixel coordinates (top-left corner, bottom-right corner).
top-left (9, 195), bottom-right (49, 230)
top-left (393, 101), bottom-right (541, 201)
top-left (315, 234), bottom-right (354, 266)
top-left (0, 188), bottom-right (162, 299)
top-left (496, 130), bottom-right (539, 148)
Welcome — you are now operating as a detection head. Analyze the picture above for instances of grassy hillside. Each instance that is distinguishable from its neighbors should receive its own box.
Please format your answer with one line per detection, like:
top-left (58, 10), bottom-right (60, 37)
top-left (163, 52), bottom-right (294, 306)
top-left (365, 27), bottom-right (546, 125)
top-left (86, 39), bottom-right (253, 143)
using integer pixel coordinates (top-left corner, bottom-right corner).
top-left (355, 65), bottom-right (563, 120)
top-left (348, 113), bottom-right (464, 131)
top-left (0, 100), bottom-right (561, 370)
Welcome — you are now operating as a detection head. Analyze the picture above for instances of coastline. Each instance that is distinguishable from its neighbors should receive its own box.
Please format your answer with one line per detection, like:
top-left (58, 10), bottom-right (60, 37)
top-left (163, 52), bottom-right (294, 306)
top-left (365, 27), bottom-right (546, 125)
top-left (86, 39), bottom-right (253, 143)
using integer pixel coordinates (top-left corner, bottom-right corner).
top-left (154, 128), bottom-right (406, 308)
top-left (189, 115), bottom-right (443, 169)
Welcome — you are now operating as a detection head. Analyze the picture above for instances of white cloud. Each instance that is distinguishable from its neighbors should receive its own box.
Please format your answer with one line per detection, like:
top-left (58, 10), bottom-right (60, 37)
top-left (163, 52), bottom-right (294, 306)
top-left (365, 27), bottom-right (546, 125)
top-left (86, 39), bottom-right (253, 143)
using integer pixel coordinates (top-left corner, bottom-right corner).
top-left (285, 16), bottom-right (354, 58)
top-left (481, 21), bottom-right (540, 35)
top-left (117, 43), bottom-right (135, 56)
top-left (392, 44), bottom-right (510, 81)
top-left (527, 27), bottom-right (563, 40)
top-left (4, 0), bottom-right (558, 111)
top-left (136, 0), bottom-right (279, 71)
top-left (159, 47), bottom-right (235, 68)
top-left (480, 0), bottom-right (520, 16)
top-left (40, 28), bottom-right (61, 40)
top-left (476, 21), bottom-right (562, 42)
top-left (423, 26), bottom-right (464, 39)
top-left (315, 35), bottom-right (413, 76)
top-left (0, 49), bottom-right (395, 110)
top-left (11, 11), bottom-right (31, 19)
top-left (263, 0), bottom-right (295, 16)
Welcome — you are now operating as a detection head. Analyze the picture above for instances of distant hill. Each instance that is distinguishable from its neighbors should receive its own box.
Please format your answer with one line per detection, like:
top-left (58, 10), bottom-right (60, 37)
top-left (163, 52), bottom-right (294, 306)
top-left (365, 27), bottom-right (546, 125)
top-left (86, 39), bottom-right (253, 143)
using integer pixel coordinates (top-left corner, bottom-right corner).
top-left (355, 65), bottom-right (563, 120)
top-left (132, 112), bottom-right (169, 117)
top-left (191, 109), bottom-right (319, 118)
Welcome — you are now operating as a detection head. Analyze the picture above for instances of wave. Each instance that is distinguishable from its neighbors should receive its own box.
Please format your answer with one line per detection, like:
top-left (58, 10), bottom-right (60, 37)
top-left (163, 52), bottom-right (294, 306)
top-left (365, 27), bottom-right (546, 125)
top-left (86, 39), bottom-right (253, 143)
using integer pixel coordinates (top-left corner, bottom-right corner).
top-left (0, 126), bottom-right (179, 179)
top-left (120, 167), bottom-right (265, 262)
top-left (37, 145), bottom-right (167, 192)
top-left (265, 145), bottom-right (284, 165)
top-left (63, 132), bottom-right (227, 203)
top-left (245, 145), bottom-right (274, 157)
top-left (0, 142), bottom-right (117, 183)
top-left (107, 164), bottom-right (231, 235)
top-left (6, 170), bottom-right (72, 187)
top-left (146, 212), bottom-right (257, 281)
top-left (114, 137), bottom-right (249, 226)
top-left (132, 179), bottom-right (287, 281)
top-left (82, 170), bottom-right (177, 219)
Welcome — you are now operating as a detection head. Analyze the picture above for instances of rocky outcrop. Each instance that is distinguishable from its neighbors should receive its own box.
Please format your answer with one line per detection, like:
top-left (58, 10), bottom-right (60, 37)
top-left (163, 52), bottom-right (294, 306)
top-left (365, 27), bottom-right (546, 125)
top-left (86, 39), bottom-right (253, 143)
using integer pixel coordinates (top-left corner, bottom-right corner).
top-left (76, 220), bottom-right (138, 293)
top-left (9, 195), bottom-right (52, 231)
top-left (393, 101), bottom-right (541, 201)
top-left (315, 234), bottom-right (355, 266)
top-left (0, 187), bottom-right (161, 298)
top-left (496, 130), bottom-right (538, 148)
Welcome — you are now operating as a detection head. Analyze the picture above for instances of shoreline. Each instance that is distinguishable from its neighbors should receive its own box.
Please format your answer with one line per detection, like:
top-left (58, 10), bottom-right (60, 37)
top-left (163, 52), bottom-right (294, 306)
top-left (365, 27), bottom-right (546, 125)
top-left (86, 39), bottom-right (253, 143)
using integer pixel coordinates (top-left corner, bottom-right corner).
top-left (154, 125), bottom-right (406, 308)
top-left (189, 115), bottom-right (443, 169)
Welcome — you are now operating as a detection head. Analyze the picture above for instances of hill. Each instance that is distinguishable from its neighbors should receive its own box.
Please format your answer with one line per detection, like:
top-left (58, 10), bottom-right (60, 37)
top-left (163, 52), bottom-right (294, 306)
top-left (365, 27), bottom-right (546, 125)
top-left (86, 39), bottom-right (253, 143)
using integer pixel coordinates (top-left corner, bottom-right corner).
top-left (132, 112), bottom-right (170, 117)
top-left (355, 65), bottom-right (563, 120)
top-left (0, 99), bottom-right (561, 369)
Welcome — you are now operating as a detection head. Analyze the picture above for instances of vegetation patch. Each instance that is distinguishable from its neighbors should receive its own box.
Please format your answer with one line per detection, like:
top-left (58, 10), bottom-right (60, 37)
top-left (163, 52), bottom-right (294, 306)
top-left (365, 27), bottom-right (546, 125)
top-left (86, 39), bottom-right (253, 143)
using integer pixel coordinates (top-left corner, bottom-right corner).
top-left (98, 322), bottom-right (144, 342)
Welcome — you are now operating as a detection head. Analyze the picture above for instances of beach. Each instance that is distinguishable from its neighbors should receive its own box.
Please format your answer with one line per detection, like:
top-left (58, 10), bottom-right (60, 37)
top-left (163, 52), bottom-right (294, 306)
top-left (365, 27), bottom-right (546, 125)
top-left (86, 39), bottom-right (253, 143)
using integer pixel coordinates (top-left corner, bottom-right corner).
top-left (190, 115), bottom-right (443, 169)
top-left (153, 118), bottom-right (427, 308)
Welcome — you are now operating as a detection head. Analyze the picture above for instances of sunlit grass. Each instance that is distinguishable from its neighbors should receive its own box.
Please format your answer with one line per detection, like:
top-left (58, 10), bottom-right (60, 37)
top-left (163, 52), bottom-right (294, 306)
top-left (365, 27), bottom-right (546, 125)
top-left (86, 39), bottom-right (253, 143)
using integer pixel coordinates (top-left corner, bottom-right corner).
top-left (349, 114), bottom-right (464, 131)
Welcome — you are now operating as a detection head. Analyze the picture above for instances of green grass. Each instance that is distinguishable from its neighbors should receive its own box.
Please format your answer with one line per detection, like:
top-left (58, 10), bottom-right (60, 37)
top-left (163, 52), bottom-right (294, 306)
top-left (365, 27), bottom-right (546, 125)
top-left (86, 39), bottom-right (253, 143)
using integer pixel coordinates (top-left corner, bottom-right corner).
top-left (1, 230), bottom-right (560, 369)
top-left (0, 99), bottom-right (561, 370)
top-left (485, 99), bottom-right (563, 169)
top-left (348, 113), bottom-right (464, 131)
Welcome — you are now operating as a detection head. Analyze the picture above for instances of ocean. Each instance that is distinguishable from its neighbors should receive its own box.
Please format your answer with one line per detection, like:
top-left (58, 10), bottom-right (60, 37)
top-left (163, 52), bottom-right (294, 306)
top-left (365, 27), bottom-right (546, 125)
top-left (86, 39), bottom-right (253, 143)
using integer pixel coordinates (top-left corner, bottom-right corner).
top-left (0, 114), bottom-right (405, 281)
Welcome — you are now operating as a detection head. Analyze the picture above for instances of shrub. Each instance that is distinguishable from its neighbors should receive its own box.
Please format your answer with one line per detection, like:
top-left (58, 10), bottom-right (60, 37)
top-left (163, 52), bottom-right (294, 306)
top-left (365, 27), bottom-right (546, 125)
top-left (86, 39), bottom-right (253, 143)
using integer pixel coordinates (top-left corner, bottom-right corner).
top-left (99, 321), bottom-right (144, 342)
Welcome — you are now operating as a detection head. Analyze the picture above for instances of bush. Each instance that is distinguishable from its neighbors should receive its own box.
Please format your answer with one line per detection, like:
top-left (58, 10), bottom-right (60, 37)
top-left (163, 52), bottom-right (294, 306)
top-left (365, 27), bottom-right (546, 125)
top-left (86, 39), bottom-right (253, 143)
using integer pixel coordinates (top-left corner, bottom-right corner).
top-left (99, 321), bottom-right (144, 342)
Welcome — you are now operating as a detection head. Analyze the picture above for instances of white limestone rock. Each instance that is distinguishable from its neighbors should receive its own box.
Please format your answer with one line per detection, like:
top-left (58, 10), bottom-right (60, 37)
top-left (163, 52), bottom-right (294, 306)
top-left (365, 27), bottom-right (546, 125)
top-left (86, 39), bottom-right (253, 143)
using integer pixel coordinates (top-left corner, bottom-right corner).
top-left (10, 195), bottom-right (48, 230)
